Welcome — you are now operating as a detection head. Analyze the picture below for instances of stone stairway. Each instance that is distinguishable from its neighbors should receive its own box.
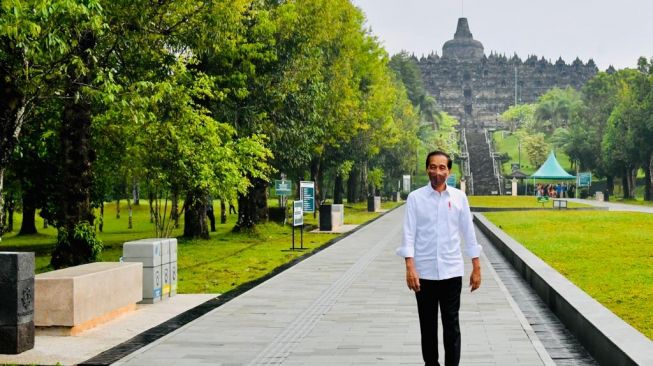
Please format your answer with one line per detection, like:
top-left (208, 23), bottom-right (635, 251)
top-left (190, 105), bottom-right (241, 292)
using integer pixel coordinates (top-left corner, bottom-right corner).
top-left (465, 130), bottom-right (500, 195)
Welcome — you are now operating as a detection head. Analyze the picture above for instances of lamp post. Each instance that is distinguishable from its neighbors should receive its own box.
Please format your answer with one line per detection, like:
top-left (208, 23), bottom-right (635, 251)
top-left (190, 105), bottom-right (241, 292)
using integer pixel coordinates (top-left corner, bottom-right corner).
top-left (518, 138), bottom-right (521, 169)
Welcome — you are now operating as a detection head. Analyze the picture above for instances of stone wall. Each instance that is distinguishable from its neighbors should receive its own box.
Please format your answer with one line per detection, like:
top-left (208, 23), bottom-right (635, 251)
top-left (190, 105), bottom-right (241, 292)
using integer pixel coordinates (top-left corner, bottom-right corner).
top-left (418, 18), bottom-right (598, 129)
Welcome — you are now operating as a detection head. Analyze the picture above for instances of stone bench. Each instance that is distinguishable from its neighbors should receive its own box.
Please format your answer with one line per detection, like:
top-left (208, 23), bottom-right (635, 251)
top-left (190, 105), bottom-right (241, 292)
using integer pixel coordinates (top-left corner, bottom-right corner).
top-left (552, 199), bottom-right (568, 209)
top-left (35, 262), bottom-right (142, 335)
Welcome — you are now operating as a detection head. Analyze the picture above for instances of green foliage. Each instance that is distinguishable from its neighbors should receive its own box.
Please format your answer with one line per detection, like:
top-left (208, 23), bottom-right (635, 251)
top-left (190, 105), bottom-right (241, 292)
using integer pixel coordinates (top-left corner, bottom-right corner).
top-left (521, 132), bottom-right (548, 168)
top-left (367, 167), bottom-right (383, 191)
top-left (50, 222), bottom-right (103, 269)
top-left (500, 103), bottom-right (536, 132)
top-left (533, 87), bottom-right (583, 133)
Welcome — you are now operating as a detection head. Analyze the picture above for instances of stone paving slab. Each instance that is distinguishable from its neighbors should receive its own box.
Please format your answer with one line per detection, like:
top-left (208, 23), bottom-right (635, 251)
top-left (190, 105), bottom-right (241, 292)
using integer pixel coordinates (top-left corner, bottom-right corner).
top-left (115, 206), bottom-right (553, 366)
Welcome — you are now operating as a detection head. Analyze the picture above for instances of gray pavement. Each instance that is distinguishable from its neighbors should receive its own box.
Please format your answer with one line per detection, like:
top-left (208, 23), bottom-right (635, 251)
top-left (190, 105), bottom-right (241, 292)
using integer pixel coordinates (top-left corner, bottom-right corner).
top-left (114, 206), bottom-right (555, 366)
top-left (567, 198), bottom-right (653, 213)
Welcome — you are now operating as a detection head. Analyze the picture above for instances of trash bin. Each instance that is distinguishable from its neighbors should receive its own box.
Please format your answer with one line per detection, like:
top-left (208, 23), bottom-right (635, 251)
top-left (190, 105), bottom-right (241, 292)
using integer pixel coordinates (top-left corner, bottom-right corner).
top-left (319, 204), bottom-right (332, 231)
top-left (604, 189), bottom-right (609, 202)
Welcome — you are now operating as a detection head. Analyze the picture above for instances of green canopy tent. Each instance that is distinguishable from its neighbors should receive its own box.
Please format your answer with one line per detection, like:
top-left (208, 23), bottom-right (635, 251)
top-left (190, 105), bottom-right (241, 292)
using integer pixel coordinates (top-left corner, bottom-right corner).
top-left (529, 151), bottom-right (575, 195)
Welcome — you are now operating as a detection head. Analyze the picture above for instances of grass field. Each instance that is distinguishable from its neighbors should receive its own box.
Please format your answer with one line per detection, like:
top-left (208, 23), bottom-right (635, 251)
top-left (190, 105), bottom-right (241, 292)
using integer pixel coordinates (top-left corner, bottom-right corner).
top-left (483, 210), bottom-right (653, 339)
top-left (468, 195), bottom-right (589, 208)
top-left (0, 199), bottom-right (401, 294)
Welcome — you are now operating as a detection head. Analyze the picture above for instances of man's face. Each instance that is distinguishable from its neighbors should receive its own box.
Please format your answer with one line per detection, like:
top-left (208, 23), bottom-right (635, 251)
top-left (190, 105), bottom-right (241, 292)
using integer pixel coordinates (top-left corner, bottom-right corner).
top-left (427, 154), bottom-right (450, 188)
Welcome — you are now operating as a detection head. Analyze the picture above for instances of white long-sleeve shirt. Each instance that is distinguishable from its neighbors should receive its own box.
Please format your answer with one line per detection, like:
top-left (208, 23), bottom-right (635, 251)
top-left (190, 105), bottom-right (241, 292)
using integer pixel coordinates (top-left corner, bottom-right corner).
top-left (396, 183), bottom-right (482, 280)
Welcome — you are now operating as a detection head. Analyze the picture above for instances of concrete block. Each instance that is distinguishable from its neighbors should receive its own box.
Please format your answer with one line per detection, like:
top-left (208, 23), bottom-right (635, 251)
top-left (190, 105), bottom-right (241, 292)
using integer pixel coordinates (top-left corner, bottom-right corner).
top-left (140, 266), bottom-right (162, 304)
top-left (35, 262), bottom-right (142, 329)
top-left (123, 240), bottom-right (162, 267)
top-left (331, 204), bottom-right (344, 229)
top-left (170, 261), bottom-right (177, 297)
top-left (0, 321), bottom-right (34, 354)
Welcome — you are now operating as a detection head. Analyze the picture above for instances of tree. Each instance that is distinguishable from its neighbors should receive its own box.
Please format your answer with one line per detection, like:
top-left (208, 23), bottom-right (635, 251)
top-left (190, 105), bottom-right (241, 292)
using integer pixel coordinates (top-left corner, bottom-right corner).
top-left (533, 87), bottom-right (582, 134)
top-left (522, 133), bottom-right (548, 168)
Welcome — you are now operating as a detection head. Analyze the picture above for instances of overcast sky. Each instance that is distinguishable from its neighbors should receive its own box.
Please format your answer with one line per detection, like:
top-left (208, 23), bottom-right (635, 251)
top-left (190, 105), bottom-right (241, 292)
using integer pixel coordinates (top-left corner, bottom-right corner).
top-left (351, 0), bottom-right (653, 71)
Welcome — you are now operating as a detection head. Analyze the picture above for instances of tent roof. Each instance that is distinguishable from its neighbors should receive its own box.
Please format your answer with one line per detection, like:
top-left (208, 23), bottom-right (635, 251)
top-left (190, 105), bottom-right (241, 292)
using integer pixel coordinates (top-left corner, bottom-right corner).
top-left (506, 170), bottom-right (529, 179)
top-left (530, 151), bottom-right (575, 179)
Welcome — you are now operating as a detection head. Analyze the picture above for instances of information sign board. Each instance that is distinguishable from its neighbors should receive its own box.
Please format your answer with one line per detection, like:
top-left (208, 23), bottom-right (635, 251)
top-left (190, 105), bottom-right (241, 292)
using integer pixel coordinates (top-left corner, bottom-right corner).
top-left (274, 180), bottom-right (292, 196)
top-left (578, 172), bottom-right (592, 187)
top-left (402, 175), bottom-right (411, 192)
top-left (299, 181), bottom-right (315, 213)
top-left (293, 200), bottom-right (303, 226)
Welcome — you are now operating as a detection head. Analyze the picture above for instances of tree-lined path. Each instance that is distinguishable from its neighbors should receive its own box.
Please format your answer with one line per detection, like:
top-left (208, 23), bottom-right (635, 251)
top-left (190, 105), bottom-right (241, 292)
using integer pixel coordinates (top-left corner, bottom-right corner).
top-left (111, 207), bottom-right (555, 366)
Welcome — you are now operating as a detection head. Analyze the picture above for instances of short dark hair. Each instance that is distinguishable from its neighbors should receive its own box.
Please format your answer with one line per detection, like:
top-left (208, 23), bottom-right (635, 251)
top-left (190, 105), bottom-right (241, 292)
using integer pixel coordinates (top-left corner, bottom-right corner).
top-left (425, 150), bottom-right (452, 170)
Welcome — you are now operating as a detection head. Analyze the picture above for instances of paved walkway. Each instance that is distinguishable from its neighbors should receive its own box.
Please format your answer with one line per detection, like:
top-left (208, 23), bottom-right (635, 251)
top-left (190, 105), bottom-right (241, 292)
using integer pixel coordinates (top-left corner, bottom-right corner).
top-left (114, 207), bottom-right (554, 366)
top-left (567, 198), bottom-right (653, 213)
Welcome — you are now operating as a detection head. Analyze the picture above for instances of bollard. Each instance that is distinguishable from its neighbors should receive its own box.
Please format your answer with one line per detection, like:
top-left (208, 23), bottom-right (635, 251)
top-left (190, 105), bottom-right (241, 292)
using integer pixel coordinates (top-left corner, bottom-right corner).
top-left (0, 252), bottom-right (35, 354)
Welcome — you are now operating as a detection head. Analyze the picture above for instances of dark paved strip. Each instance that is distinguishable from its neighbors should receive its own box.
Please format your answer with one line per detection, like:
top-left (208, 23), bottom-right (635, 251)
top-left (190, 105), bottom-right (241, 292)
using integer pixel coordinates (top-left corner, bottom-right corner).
top-left (476, 227), bottom-right (599, 366)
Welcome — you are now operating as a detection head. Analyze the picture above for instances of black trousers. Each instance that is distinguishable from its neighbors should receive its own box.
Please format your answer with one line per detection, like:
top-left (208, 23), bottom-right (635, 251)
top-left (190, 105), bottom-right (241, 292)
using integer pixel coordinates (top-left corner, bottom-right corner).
top-left (415, 277), bottom-right (462, 366)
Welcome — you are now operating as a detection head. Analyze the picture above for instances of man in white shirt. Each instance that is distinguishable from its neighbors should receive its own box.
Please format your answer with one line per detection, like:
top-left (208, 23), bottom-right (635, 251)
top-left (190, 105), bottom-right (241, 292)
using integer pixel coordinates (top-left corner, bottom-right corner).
top-left (396, 150), bottom-right (482, 366)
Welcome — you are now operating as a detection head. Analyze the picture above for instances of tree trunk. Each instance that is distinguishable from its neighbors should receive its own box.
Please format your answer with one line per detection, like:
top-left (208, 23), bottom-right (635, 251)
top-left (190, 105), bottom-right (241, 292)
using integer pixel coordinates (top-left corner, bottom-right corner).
top-left (171, 192), bottom-right (179, 228)
top-left (347, 167), bottom-right (358, 203)
top-left (50, 30), bottom-right (100, 269)
top-left (310, 157), bottom-right (321, 217)
top-left (0, 79), bottom-right (27, 238)
top-left (629, 167), bottom-right (637, 199)
top-left (234, 177), bottom-right (269, 232)
top-left (220, 200), bottom-right (227, 224)
top-left (647, 155), bottom-right (653, 201)
top-left (127, 198), bottom-right (133, 229)
top-left (60, 94), bottom-right (95, 228)
top-left (334, 174), bottom-right (343, 204)
top-left (183, 190), bottom-right (209, 239)
top-left (0, 168), bottom-right (5, 236)
top-left (606, 176), bottom-right (614, 196)
top-left (621, 170), bottom-right (629, 199)
top-left (7, 196), bottom-right (14, 233)
top-left (18, 190), bottom-right (37, 235)
top-left (116, 199), bottom-right (120, 219)
top-left (99, 203), bottom-right (103, 232)
top-left (132, 178), bottom-right (140, 205)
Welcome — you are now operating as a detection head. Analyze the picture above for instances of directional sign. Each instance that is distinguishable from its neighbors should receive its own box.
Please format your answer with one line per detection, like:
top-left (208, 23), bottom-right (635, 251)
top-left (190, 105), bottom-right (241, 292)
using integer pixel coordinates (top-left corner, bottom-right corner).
top-left (274, 180), bottom-right (292, 196)
top-left (293, 200), bottom-right (303, 226)
top-left (300, 181), bottom-right (315, 213)
top-left (446, 174), bottom-right (456, 187)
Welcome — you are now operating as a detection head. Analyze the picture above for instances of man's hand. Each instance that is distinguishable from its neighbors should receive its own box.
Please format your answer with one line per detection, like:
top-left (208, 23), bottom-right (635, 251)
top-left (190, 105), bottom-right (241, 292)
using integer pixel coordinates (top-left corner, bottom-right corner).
top-left (405, 258), bottom-right (420, 292)
top-left (469, 257), bottom-right (481, 292)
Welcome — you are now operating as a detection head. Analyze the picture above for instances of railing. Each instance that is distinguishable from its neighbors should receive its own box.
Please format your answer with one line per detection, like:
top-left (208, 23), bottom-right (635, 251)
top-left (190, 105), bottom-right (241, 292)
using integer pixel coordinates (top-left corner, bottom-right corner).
top-left (460, 129), bottom-right (473, 195)
top-left (484, 128), bottom-right (503, 195)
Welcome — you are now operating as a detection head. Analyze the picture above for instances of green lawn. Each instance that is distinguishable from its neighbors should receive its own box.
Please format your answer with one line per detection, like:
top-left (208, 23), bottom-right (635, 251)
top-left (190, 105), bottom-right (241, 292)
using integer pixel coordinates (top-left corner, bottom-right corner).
top-left (483, 210), bottom-right (653, 339)
top-left (0, 199), bottom-right (401, 294)
top-left (468, 195), bottom-right (589, 208)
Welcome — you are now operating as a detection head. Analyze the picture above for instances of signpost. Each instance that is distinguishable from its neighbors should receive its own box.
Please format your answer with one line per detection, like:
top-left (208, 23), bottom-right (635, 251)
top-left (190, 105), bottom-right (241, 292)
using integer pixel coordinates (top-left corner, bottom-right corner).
top-left (291, 200), bottom-right (304, 250)
top-left (275, 179), bottom-right (292, 209)
top-left (578, 172), bottom-right (591, 187)
top-left (300, 181), bottom-right (315, 213)
top-left (275, 180), bottom-right (292, 195)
